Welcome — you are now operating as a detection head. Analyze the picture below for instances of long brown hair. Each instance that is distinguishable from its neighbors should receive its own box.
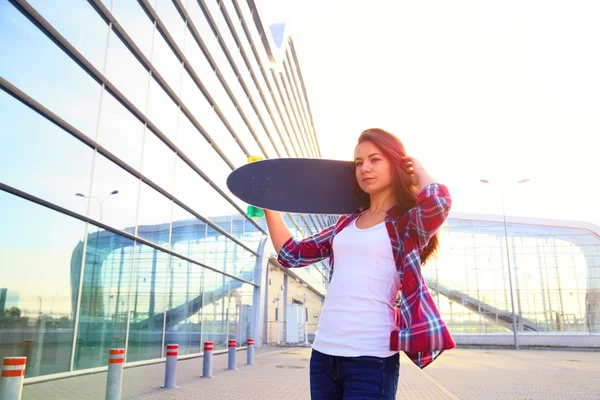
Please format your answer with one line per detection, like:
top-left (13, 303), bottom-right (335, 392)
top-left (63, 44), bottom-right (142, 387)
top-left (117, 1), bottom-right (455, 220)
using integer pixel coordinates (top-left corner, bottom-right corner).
top-left (355, 128), bottom-right (439, 264)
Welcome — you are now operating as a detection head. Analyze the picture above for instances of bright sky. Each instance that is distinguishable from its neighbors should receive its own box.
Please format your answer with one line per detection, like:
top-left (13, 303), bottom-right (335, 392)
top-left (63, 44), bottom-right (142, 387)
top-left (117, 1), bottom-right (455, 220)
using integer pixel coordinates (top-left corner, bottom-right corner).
top-left (258, 0), bottom-right (600, 226)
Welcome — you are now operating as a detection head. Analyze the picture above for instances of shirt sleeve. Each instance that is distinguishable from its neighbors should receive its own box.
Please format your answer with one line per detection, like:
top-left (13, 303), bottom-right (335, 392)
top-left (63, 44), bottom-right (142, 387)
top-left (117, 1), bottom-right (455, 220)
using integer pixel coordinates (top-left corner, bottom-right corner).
top-left (406, 183), bottom-right (452, 251)
top-left (277, 224), bottom-right (336, 268)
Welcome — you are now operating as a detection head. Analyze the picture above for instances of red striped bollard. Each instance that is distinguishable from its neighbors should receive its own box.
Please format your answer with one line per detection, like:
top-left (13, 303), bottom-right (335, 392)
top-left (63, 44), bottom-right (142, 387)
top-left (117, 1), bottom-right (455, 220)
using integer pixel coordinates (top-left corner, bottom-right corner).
top-left (227, 339), bottom-right (236, 370)
top-left (247, 338), bottom-right (255, 365)
top-left (1, 357), bottom-right (26, 400)
top-left (202, 341), bottom-right (213, 378)
top-left (161, 344), bottom-right (178, 389)
top-left (106, 349), bottom-right (124, 400)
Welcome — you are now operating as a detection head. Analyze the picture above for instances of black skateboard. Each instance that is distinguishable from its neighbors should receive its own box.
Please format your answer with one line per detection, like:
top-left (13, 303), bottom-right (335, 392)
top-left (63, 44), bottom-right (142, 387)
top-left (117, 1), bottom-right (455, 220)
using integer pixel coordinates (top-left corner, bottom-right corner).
top-left (226, 158), bottom-right (368, 214)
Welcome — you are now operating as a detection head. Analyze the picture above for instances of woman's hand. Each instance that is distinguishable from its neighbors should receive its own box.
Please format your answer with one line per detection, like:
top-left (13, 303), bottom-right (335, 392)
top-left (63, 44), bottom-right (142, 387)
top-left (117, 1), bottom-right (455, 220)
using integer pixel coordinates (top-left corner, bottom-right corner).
top-left (401, 156), bottom-right (435, 191)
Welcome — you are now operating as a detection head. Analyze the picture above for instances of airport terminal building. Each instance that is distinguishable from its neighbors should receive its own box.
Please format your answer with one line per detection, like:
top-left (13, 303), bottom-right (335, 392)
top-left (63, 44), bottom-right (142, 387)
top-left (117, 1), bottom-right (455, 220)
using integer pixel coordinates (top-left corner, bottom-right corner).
top-left (0, 0), bottom-right (599, 383)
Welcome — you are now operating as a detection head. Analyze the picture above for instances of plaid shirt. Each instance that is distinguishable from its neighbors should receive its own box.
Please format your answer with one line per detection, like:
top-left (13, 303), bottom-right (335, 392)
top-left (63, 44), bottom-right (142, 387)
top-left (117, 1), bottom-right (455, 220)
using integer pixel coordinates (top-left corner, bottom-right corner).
top-left (277, 183), bottom-right (455, 369)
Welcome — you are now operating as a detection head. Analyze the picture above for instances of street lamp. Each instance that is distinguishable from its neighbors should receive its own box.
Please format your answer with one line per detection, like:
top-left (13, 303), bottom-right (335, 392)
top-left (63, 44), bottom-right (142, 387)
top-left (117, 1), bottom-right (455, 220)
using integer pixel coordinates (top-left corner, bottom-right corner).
top-left (75, 190), bottom-right (119, 222)
top-left (75, 189), bottom-right (118, 358)
top-left (479, 178), bottom-right (530, 350)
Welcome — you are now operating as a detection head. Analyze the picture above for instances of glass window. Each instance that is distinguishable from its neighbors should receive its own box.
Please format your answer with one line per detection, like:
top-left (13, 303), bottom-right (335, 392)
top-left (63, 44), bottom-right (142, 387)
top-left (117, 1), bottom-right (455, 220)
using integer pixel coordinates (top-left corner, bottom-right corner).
top-left (104, 29), bottom-right (150, 114)
top-left (88, 154), bottom-right (140, 233)
top-left (97, 89), bottom-right (145, 171)
top-left (175, 111), bottom-right (246, 210)
top-left (0, 3), bottom-right (103, 139)
top-left (136, 183), bottom-right (172, 247)
top-left (171, 205), bottom-right (208, 260)
top-left (201, 269), bottom-right (231, 350)
top-left (173, 157), bottom-right (242, 220)
top-left (205, 227), bottom-right (256, 280)
top-left (201, 0), bottom-right (222, 31)
top-left (179, 69), bottom-right (206, 125)
top-left (27, 0), bottom-right (110, 73)
top-left (150, 28), bottom-right (183, 97)
top-left (279, 71), bottom-right (307, 154)
top-left (164, 256), bottom-right (204, 355)
top-left (217, 97), bottom-right (263, 158)
top-left (237, 283), bottom-right (254, 345)
top-left (177, 103), bottom-right (247, 168)
top-left (140, 128), bottom-right (176, 193)
top-left (0, 192), bottom-right (87, 378)
top-left (238, 0), bottom-right (271, 67)
top-left (112, 0), bottom-right (155, 60)
top-left (182, 27), bottom-right (222, 100)
top-left (154, 0), bottom-right (186, 52)
top-left (74, 227), bottom-right (135, 370)
top-left (127, 244), bottom-right (169, 363)
top-left (146, 77), bottom-right (179, 144)
top-left (0, 90), bottom-right (94, 217)
top-left (236, 94), bottom-right (278, 159)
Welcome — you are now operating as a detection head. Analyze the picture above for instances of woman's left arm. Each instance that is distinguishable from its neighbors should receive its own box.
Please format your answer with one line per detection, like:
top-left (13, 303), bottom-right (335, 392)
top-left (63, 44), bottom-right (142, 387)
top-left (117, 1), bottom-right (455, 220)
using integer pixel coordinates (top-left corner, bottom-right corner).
top-left (402, 156), bottom-right (452, 250)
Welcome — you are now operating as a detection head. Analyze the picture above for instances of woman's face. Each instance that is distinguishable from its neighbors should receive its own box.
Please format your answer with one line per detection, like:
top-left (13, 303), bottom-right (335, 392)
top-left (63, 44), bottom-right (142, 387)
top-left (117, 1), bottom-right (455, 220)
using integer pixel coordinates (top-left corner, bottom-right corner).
top-left (354, 140), bottom-right (394, 195)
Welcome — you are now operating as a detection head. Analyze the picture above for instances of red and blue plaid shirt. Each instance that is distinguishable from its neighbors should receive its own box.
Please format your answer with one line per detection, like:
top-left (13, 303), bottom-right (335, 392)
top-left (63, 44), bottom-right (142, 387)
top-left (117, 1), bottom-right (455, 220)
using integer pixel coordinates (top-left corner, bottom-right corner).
top-left (277, 183), bottom-right (455, 369)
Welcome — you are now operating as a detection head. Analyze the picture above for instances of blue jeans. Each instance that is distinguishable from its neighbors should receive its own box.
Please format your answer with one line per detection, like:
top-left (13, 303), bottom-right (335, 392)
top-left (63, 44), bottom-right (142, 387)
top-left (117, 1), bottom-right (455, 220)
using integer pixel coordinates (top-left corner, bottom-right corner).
top-left (309, 349), bottom-right (400, 399)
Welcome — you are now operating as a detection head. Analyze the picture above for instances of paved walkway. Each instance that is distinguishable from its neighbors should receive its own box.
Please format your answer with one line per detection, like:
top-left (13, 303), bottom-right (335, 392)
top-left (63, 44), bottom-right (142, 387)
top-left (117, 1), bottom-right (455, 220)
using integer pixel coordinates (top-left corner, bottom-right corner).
top-left (21, 347), bottom-right (600, 399)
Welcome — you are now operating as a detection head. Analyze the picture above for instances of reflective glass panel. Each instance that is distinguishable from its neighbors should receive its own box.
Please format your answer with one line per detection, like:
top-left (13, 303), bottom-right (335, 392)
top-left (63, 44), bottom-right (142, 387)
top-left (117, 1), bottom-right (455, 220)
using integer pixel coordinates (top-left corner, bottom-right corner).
top-left (136, 183), bottom-right (172, 247)
top-left (175, 110), bottom-right (246, 209)
top-left (237, 283), bottom-right (254, 345)
top-left (178, 76), bottom-right (247, 168)
top-left (150, 28), bottom-right (183, 97)
top-left (171, 205), bottom-right (207, 261)
top-left (112, 0), bottom-right (155, 60)
top-left (172, 157), bottom-right (239, 219)
top-left (88, 154), bottom-right (140, 233)
top-left (201, 269), bottom-right (231, 350)
top-left (146, 77), bottom-right (180, 144)
top-left (204, 227), bottom-right (256, 281)
top-left (97, 89), bottom-right (145, 171)
top-left (0, 90), bottom-right (94, 217)
top-left (154, 0), bottom-right (186, 51)
top-left (0, 192), bottom-right (87, 378)
top-left (0, 3), bottom-right (102, 139)
top-left (182, 26), bottom-right (222, 101)
top-left (164, 256), bottom-right (204, 355)
top-left (74, 228), bottom-right (134, 370)
top-left (127, 244), bottom-right (169, 363)
top-left (104, 29), bottom-right (150, 114)
top-left (141, 128), bottom-right (176, 193)
top-left (27, 0), bottom-right (110, 73)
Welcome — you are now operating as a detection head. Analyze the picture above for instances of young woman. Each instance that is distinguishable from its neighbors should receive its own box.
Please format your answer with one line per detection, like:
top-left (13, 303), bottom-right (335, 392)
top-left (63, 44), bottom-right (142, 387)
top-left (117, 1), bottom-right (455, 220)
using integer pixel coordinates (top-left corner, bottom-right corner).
top-left (265, 128), bottom-right (455, 399)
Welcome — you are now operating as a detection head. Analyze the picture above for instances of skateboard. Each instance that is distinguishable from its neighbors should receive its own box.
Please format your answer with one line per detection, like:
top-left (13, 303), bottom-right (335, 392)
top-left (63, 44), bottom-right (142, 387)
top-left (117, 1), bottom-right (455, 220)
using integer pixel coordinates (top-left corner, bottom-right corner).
top-left (226, 158), bottom-right (368, 214)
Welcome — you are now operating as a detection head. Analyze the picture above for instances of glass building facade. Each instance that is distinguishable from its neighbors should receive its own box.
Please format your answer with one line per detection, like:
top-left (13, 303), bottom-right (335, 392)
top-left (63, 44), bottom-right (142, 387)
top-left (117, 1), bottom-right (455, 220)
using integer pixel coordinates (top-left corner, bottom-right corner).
top-left (0, 0), bottom-right (329, 380)
top-left (429, 214), bottom-right (600, 344)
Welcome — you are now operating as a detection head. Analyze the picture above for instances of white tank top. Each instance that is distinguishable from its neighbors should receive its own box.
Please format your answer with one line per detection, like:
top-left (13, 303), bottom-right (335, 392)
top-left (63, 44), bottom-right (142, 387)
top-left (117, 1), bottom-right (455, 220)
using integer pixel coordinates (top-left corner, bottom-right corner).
top-left (312, 218), bottom-right (401, 358)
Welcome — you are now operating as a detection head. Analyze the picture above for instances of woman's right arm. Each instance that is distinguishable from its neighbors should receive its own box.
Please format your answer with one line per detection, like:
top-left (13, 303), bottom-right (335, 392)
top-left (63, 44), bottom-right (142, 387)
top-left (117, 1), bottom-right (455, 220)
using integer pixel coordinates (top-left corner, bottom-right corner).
top-left (264, 209), bottom-right (293, 253)
top-left (265, 209), bottom-right (336, 269)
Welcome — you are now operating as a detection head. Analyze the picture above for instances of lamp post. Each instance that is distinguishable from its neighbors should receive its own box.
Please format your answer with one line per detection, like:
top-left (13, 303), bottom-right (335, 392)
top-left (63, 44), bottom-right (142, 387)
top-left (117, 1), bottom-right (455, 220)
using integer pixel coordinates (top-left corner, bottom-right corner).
top-left (75, 189), bottom-right (119, 362)
top-left (75, 190), bottom-right (119, 222)
top-left (479, 178), bottom-right (529, 350)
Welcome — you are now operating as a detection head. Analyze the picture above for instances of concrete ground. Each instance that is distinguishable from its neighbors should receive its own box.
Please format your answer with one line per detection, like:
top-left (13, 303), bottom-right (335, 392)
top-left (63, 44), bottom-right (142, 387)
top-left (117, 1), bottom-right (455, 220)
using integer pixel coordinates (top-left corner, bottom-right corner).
top-left (20, 346), bottom-right (600, 399)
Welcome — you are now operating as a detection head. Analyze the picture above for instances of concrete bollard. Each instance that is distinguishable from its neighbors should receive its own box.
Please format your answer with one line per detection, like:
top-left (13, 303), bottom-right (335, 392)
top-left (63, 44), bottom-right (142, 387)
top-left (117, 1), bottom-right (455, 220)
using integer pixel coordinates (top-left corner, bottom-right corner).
top-left (247, 338), bottom-right (255, 365)
top-left (161, 344), bottom-right (178, 389)
top-left (1, 357), bottom-right (27, 400)
top-left (227, 339), bottom-right (236, 370)
top-left (202, 342), bottom-right (213, 378)
top-left (106, 349), bottom-right (124, 400)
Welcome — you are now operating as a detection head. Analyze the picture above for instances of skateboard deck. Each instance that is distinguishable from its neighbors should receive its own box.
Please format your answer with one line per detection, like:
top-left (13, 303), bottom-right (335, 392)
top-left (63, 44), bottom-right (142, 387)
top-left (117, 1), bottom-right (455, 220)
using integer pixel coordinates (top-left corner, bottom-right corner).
top-left (226, 158), bottom-right (368, 214)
